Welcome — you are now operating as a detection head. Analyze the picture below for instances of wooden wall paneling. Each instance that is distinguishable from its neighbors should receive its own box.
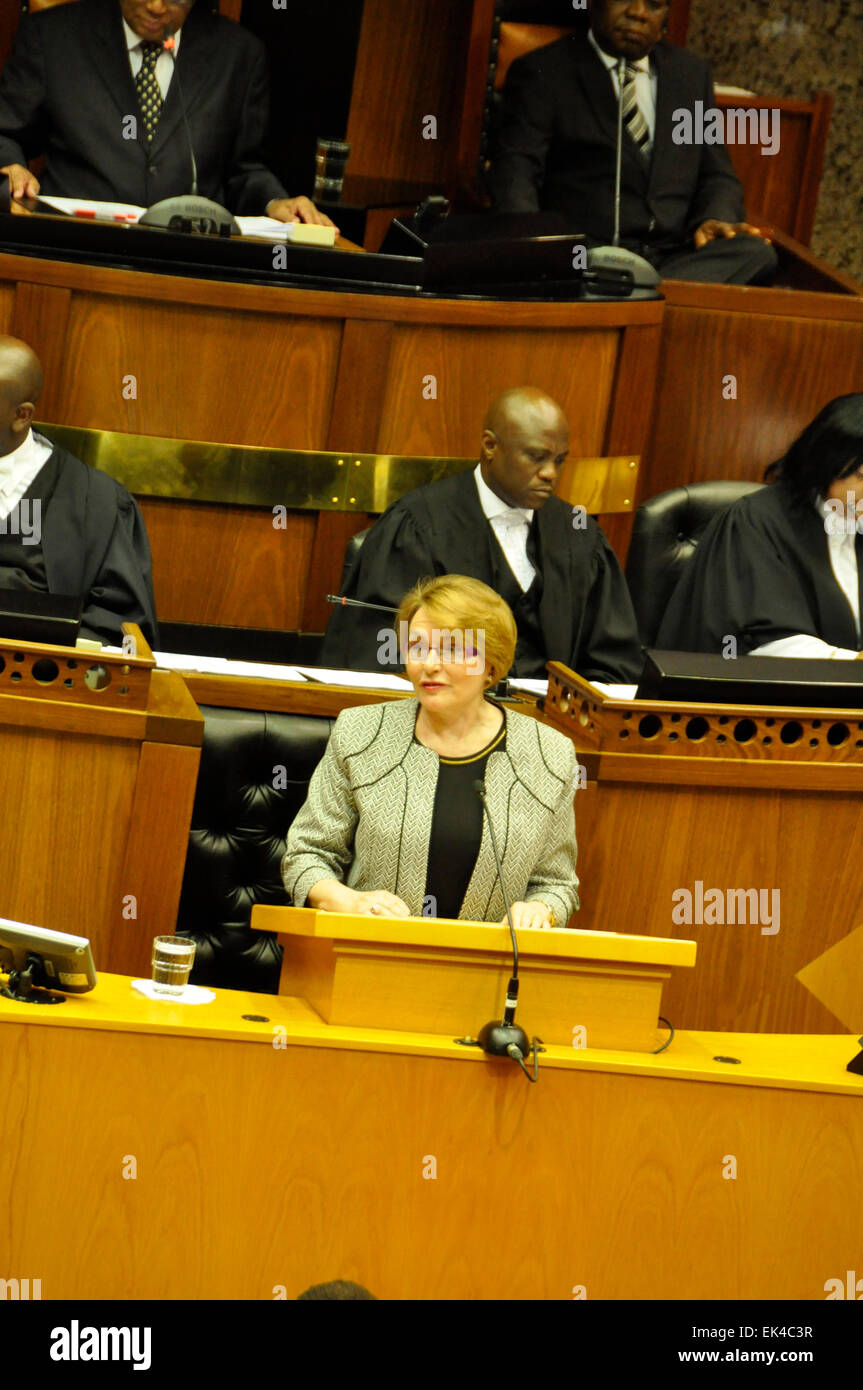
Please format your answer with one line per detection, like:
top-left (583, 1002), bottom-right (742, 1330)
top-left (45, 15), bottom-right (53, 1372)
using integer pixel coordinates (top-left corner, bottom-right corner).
top-left (327, 318), bottom-right (394, 452)
top-left (0, 283), bottom-right (15, 334)
top-left (140, 498), bottom-right (315, 630)
top-left (456, 0), bottom-right (499, 199)
top-left (573, 777), bottom-right (863, 1035)
top-left (644, 299), bottom-right (863, 499)
top-left (375, 324), bottom-right (620, 457)
top-left (797, 92), bottom-right (835, 244)
top-left (346, 0), bottom-right (474, 188)
top-left (0, 725), bottom-right (139, 954)
top-left (598, 318), bottom-right (664, 563)
top-left (112, 739), bottom-right (203, 976)
top-left (52, 295), bottom-right (342, 446)
top-left (716, 94), bottom-right (834, 246)
top-left (299, 317), bottom-right (398, 631)
top-left (10, 282), bottom-right (71, 420)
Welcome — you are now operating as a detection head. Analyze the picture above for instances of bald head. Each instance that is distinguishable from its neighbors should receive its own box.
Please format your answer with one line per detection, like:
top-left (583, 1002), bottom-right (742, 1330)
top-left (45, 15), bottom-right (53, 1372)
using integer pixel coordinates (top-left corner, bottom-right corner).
top-left (480, 387), bottom-right (569, 510)
top-left (0, 336), bottom-right (43, 457)
top-left (483, 387), bottom-right (566, 440)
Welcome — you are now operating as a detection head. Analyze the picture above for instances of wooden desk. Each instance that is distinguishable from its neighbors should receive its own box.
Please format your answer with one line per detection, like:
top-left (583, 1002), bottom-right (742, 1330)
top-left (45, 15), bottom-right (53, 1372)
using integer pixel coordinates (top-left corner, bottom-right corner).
top-left (0, 971), bottom-right (859, 1300)
top-left (0, 241), bottom-right (662, 630)
top-left (0, 657), bottom-right (202, 980)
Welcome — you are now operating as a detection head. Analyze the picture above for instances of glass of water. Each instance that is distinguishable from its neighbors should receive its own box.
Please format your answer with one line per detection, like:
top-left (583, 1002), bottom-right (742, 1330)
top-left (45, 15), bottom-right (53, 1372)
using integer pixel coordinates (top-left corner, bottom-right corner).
top-left (313, 138), bottom-right (350, 203)
top-left (151, 935), bottom-right (196, 996)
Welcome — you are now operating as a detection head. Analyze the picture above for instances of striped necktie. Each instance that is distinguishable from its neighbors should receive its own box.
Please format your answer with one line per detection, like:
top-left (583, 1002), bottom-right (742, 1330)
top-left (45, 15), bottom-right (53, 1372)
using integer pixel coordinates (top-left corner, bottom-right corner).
top-left (135, 41), bottom-right (164, 144)
top-left (622, 62), bottom-right (651, 157)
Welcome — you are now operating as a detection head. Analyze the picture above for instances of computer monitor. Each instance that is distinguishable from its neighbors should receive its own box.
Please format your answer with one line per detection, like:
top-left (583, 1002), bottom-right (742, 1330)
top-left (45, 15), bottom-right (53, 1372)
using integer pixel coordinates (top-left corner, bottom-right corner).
top-left (0, 918), bottom-right (97, 1004)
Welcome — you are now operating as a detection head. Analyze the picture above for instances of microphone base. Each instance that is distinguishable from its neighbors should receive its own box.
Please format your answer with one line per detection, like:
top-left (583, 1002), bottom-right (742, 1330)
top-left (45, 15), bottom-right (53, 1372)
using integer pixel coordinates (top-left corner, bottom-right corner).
top-left (478, 1020), bottom-right (530, 1058)
top-left (585, 245), bottom-right (662, 296)
top-left (139, 196), bottom-right (239, 237)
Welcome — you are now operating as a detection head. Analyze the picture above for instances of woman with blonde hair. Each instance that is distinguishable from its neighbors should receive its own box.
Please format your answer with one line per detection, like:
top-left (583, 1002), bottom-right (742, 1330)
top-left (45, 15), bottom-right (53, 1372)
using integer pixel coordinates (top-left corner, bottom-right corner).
top-left (282, 575), bottom-right (579, 929)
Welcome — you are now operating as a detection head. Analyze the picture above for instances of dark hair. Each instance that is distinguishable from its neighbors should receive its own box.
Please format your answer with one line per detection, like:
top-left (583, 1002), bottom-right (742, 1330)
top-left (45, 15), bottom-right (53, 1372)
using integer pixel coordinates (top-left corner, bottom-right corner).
top-left (763, 393), bottom-right (863, 509)
top-left (297, 1280), bottom-right (377, 1300)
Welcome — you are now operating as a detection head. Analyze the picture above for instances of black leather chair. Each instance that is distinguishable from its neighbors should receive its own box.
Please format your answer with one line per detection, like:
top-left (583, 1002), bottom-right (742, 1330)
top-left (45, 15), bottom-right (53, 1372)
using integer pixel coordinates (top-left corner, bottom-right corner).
top-left (625, 481), bottom-right (765, 647)
top-left (176, 707), bottom-right (335, 993)
top-left (337, 526), bottom-right (372, 595)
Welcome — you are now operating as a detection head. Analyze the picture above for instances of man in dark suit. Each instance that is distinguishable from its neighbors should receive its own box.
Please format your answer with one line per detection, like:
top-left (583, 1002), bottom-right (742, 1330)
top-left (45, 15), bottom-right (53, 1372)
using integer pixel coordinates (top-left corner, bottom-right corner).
top-left (487, 0), bottom-right (776, 283)
top-left (320, 386), bottom-right (643, 684)
top-left (0, 0), bottom-right (333, 225)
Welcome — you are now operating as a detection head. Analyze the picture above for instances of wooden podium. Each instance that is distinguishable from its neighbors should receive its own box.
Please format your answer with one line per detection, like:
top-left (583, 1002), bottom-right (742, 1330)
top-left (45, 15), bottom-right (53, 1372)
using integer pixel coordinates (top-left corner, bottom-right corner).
top-left (251, 905), bottom-right (696, 1051)
top-left (0, 623), bottom-right (203, 976)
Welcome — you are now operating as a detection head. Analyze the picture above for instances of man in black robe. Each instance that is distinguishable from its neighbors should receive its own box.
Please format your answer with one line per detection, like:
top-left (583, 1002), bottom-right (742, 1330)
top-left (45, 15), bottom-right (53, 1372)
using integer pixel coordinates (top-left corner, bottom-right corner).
top-left (321, 387), bottom-right (643, 683)
top-left (0, 335), bottom-right (158, 646)
top-left (656, 480), bottom-right (863, 659)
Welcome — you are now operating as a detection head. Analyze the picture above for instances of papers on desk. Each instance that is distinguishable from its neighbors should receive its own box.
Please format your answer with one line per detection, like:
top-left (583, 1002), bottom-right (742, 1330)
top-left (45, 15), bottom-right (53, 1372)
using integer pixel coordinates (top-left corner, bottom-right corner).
top-left (235, 217), bottom-right (337, 245)
top-left (592, 682), bottom-right (639, 700)
top-left (507, 678), bottom-right (548, 697)
top-left (507, 678), bottom-right (638, 700)
top-left (39, 195), bottom-right (145, 221)
top-left (37, 198), bottom-right (337, 245)
top-left (294, 666), bottom-right (414, 691)
top-left (106, 649), bottom-right (409, 689)
top-left (151, 652), bottom-right (307, 682)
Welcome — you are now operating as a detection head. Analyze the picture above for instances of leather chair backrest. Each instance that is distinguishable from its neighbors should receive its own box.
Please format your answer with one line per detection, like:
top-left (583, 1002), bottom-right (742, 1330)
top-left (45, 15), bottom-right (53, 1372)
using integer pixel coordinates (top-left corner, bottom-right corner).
top-left (177, 706), bottom-right (334, 993)
top-left (494, 23), bottom-right (572, 93)
top-left (625, 480), bottom-right (765, 647)
top-left (338, 525), bottom-right (372, 595)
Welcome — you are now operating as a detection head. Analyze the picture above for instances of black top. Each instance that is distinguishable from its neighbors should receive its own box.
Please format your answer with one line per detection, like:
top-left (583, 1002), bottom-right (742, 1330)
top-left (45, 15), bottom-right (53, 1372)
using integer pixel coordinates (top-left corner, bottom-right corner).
top-left (422, 719), bottom-right (507, 919)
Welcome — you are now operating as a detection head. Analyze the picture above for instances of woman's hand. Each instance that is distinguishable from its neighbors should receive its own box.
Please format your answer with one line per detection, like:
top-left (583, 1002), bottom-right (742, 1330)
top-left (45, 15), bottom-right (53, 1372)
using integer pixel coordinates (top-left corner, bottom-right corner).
top-left (502, 901), bottom-right (554, 930)
top-left (307, 880), bottom-right (410, 916)
top-left (351, 890), bottom-right (412, 918)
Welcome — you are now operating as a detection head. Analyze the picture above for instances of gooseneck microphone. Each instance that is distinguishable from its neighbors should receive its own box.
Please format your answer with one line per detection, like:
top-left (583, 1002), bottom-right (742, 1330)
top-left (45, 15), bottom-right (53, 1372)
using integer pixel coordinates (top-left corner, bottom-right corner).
top-left (325, 595), bottom-right (398, 614)
top-left (473, 779), bottom-right (533, 1072)
top-left (161, 33), bottom-right (197, 196)
top-left (137, 26), bottom-right (238, 236)
top-left (585, 54), bottom-right (660, 295)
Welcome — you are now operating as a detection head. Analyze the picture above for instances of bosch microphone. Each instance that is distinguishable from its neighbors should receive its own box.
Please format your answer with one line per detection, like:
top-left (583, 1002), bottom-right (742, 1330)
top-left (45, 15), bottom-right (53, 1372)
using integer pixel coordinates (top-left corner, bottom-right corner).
top-left (138, 28), bottom-right (238, 236)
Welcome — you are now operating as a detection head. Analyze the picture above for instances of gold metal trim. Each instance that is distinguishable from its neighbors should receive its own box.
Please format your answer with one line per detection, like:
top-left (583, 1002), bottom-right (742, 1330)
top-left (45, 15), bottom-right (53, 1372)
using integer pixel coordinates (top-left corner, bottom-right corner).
top-left (35, 424), bottom-right (637, 514)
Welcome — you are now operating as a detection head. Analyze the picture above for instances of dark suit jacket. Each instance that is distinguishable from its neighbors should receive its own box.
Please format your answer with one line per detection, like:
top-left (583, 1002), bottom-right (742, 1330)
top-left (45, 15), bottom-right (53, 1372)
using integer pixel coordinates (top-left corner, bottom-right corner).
top-left (0, 0), bottom-right (286, 213)
top-left (487, 33), bottom-right (745, 250)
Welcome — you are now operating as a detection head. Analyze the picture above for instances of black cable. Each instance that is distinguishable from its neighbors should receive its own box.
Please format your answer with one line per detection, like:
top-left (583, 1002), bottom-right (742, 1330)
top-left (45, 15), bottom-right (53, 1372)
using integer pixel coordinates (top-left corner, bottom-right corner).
top-left (652, 1016), bottom-right (675, 1054)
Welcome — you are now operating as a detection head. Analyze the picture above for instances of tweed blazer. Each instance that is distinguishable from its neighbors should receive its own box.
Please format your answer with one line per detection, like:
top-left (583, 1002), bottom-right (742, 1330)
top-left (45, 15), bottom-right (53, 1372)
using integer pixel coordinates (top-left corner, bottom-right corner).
top-left (281, 699), bottom-right (579, 927)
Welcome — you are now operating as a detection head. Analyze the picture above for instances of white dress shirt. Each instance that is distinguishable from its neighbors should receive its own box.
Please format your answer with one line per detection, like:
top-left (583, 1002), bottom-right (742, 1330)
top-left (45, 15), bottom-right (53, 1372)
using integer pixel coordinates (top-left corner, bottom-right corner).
top-left (474, 465), bottom-right (536, 592)
top-left (588, 28), bottom-right (657, 145)
top-left (0, 430), bottom-right (53, 523)
top-left (750, 496), bottom-right (860, 660)
top-left (123, 18), bottom-right (182, 101)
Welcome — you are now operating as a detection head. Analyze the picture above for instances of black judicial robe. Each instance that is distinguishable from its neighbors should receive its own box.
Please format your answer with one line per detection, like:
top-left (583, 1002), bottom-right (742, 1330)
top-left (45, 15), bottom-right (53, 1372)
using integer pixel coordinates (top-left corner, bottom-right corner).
top-left (320, 470), bottom-right (643, 682)
top-left (656, 482), bottom-right (863, 655)
top-left (0, 439), bottom-right (158, 647)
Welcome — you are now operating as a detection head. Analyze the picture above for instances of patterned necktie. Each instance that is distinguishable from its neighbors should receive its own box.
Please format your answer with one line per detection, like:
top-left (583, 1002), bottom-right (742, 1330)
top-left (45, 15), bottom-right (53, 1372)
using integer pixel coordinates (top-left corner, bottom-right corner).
top-left (135, 41), bottom-right (164, 144)
top-left (622, 62), bottom-right (651, 157)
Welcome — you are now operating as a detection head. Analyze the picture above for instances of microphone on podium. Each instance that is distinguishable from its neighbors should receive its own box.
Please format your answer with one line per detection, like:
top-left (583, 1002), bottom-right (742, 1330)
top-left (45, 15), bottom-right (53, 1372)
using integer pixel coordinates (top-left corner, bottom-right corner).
top-left (473, 779), bottom-right (538, 1078)
top-left (138, 27), bottom-right (238, 236)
